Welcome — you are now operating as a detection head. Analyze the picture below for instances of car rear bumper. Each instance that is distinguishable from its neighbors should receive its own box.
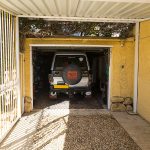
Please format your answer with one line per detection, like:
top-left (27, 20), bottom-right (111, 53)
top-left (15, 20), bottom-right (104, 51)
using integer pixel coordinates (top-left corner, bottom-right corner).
top-left (50, 85), bottom-right (91, 93)
top-left (52, 77), bottom-right (89, 87)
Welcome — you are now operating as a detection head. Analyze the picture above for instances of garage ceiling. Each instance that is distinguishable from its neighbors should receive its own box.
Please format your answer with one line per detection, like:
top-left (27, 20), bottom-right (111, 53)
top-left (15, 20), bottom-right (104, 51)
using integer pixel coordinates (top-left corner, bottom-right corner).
top-left (0, 0), bottom-right (150, 22)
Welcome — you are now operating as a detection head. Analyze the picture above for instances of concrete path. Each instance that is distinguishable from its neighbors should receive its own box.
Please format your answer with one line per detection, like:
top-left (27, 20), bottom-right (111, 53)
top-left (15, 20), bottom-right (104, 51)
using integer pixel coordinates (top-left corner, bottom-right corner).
top-left (112, 112), bottom-right (150, 150)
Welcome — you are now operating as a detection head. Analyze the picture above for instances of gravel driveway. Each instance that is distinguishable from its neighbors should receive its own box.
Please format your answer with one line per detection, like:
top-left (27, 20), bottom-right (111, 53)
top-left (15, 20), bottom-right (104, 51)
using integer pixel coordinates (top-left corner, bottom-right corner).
top-left (0, 108), bottom-right (140, 150)
top-left (1, 108), bottom-right (141, 150)
top-left (0, 100), bottom-right (141, 150)
top-left (63, 113), bottom-right (141, 150)
top-left (31, 109), bottom-right (141, 150)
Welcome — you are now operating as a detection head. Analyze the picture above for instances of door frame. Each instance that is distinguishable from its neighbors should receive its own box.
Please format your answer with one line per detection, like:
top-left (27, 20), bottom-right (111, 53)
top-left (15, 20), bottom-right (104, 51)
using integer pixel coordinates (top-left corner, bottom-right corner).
top-left (30, 44), bottom-right (113, 110)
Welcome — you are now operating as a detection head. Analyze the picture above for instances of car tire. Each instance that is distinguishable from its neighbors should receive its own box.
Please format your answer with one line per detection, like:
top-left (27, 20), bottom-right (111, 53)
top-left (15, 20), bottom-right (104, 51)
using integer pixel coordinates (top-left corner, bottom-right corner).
top-left (49, 92), bottom-right (57, 100)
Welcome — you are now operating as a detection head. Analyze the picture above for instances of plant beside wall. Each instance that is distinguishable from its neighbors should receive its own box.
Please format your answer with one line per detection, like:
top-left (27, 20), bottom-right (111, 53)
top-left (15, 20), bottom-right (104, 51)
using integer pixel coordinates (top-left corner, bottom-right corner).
top-left (19, 18), bottom-right (135, 52)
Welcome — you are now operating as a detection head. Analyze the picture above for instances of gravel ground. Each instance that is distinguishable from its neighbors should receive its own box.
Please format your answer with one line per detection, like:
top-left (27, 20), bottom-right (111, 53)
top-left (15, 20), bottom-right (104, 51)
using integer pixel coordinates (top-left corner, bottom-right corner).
top-left (0, 109), bottom-right (141, 150)
top-left (31, 111), bottom-right (141, 150)
top-left (0, 89), bottom-right (140, 150)
top-left (63, 114), bottom-right (141, 150)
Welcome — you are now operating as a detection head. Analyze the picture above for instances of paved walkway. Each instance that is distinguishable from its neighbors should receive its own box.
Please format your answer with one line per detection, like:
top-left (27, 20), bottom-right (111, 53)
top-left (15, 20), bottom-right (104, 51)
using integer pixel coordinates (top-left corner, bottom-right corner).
top-left (112, 112), bottom-right (150, 150)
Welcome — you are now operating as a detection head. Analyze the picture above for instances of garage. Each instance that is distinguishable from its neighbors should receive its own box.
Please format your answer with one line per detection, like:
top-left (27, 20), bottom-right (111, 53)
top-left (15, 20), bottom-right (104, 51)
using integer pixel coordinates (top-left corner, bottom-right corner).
top-left (0, 0), bottom-right (150, 148)
top-left (23, 37), bottom-right (135, 112)
top-left (32, 45), bottom-right (110, 110)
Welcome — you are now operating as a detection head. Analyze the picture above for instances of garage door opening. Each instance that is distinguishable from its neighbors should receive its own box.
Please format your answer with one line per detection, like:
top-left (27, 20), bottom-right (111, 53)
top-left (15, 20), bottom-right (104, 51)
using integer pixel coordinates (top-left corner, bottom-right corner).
top-left (32, 46), bottom-right (111, 110)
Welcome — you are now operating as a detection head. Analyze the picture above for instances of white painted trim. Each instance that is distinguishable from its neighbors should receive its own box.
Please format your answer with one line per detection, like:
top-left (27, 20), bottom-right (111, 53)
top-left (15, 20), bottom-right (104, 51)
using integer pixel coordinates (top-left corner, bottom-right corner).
top-left (17, 15), bottom-right (139, 23)
top-left (140, 18), bottom-right (150, 22)
top-left (30, 44), bottom-right (113, 48)
top-left (16, 16), bottom-right (21, 118)
top-left (83, 0), bottom-right (150, 3)
top-left (133, 22), bottom-right (140, 113)
top-left (30, 46), bottom-right (34, 110)
top-left (108, 48), bottom-right (112, 110)
top-left (30, 44), bottom-right (112, 110)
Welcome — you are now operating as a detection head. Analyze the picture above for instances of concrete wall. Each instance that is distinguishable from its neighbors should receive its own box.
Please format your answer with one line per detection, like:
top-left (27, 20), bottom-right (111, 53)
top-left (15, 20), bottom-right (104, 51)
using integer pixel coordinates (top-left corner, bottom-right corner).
top-left (24, 38), bottom-right (135, 105)
top-left (138, 20), bottom-right (150, 122)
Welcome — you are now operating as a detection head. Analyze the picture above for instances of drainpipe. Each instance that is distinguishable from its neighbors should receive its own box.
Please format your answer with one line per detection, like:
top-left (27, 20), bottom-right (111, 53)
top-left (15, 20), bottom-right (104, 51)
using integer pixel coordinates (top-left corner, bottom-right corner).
top-left (133, 22), bottom-right (140, 113)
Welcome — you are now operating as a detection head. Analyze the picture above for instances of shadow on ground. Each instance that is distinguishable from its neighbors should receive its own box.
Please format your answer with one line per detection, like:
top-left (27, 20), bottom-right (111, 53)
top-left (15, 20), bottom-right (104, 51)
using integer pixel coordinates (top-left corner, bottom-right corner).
top-left (33, 90), bottom-right (103, 109)
top-left (0, 93), bottom-right (141, 150)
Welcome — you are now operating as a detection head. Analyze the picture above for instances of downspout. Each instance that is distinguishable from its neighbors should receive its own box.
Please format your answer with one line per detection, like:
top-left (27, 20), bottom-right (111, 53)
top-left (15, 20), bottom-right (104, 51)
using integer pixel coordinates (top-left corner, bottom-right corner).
top-left (133, 22), bottom-right (140, 113)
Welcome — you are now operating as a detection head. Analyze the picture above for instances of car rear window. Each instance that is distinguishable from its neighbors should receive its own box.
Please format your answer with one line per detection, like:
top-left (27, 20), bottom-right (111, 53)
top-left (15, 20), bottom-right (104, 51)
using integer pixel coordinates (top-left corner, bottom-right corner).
top-left (54, 55), bottom-right (88, 71)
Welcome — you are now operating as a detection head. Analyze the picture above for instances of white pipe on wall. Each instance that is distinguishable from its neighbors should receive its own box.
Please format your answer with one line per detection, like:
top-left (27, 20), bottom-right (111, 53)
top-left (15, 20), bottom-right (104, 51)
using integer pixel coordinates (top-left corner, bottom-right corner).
top-left (133, 22), bottom-right (140, 113)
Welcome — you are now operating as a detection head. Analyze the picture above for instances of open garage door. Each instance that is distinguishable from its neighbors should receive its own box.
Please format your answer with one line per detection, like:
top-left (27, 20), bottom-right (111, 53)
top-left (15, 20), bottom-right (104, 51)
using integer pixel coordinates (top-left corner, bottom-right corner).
top-left (31, 45), bottom-right (111, 110)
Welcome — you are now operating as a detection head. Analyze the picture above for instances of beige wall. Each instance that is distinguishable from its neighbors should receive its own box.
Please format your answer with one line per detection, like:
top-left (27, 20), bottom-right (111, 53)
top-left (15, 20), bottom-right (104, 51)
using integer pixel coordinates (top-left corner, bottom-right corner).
top-left (24, 38), bottom-right (135, 105)
top-left (138, 20), bottom-right (150, 122)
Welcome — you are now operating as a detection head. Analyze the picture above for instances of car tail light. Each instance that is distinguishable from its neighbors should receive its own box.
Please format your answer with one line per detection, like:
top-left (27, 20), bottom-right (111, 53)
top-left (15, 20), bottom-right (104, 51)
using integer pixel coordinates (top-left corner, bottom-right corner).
top-left (54, 71), bottom-right (59, 75)
top-left (88, 74), bottom-right (92, 85)
top-left (54, 71), bottom-right (60, 76)
top-left (48, 74), bottom-right (54, 83)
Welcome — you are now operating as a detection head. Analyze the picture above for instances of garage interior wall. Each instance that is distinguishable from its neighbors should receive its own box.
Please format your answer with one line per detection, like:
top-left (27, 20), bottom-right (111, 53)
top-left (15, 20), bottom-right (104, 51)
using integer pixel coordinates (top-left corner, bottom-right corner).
top-left (23, 38), bottom-right (135, 108)
top-left (138, 20), bottom-right (150, 122)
